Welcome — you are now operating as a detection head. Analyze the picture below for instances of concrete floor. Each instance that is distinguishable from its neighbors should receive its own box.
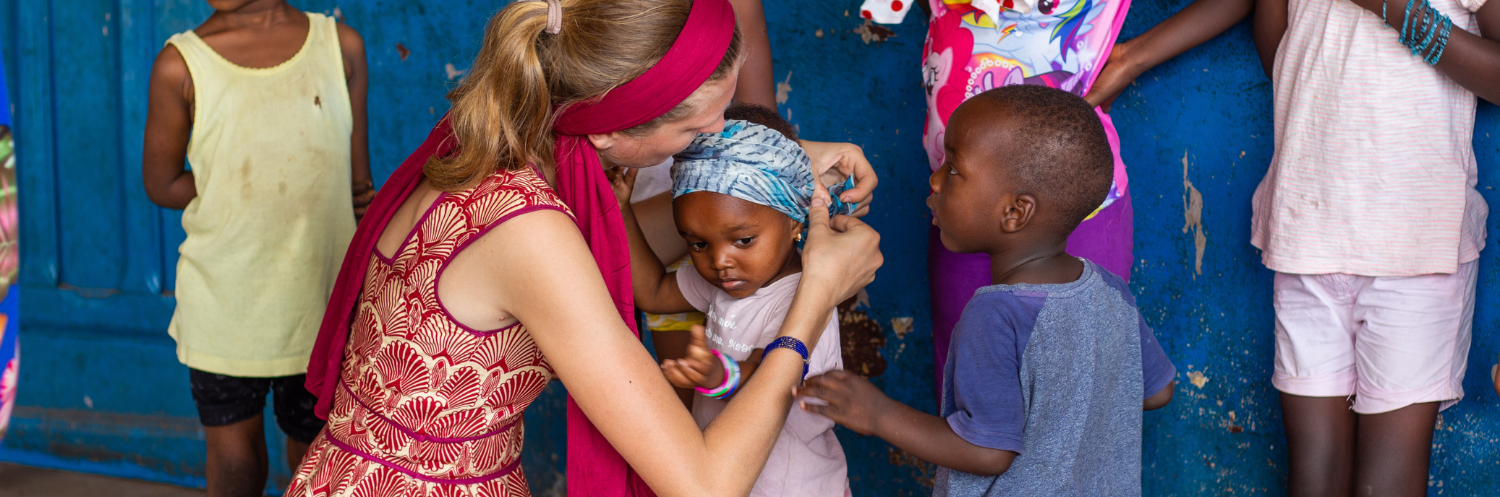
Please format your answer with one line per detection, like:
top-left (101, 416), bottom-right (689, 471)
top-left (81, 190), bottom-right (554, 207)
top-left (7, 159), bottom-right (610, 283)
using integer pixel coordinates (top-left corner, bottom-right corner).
top-left (0, 464), bottom-right (205, 497)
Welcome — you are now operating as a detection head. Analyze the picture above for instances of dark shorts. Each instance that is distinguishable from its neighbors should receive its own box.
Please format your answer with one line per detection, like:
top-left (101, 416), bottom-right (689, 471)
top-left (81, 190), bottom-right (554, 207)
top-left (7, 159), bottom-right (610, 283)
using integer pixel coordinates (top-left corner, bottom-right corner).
top-left (188, 369), bottom-right (325, 444)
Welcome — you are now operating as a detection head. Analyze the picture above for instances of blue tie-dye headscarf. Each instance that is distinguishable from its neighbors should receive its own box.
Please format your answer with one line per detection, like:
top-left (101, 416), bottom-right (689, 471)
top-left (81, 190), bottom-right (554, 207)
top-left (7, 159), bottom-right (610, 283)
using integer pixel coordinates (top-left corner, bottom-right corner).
top-left (671, 120), bottom-right (856, 225)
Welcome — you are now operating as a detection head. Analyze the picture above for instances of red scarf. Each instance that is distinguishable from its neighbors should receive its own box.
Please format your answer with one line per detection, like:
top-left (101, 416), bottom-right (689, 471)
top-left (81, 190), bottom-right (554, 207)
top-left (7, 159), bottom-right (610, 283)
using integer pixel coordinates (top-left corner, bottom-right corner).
top-left (305, 2), bottom-right (736, 495)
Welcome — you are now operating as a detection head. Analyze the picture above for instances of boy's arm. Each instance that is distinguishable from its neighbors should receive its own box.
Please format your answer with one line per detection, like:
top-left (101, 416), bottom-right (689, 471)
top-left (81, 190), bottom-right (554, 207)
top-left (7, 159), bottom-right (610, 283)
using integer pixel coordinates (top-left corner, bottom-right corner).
top-left (142, 45), bottom-right (198, 210)
top-left (336, 22), bottom-right (375, 219)
top-left (611, 168), bottom-right (696, 314)
top-left (1086, 0), bottom-right (1258, 109)
top-left (1352, 0), bottom-right (1500, 104)
top-left (797, 371), bottom-right (1016, 476)
top-left (1145, 381), bottom-right (1175, 410)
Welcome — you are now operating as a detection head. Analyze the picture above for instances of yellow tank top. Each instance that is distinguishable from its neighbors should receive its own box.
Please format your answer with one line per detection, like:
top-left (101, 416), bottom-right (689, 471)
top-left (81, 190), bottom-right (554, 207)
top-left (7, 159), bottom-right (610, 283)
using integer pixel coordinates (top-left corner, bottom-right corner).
top-left (166, 13), bottom-right (355, 377)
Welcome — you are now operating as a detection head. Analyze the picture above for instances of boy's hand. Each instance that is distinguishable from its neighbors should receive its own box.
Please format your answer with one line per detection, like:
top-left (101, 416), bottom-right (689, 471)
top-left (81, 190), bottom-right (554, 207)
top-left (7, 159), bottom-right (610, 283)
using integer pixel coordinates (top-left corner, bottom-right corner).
top-left (606, 166), bottom-right (638, 208)
top-left (352, 179), bottom-right (376, 219)
top-left (661, 325), bottom-right (724, 390)
top-left (795, 370), bottom-right (894, 436)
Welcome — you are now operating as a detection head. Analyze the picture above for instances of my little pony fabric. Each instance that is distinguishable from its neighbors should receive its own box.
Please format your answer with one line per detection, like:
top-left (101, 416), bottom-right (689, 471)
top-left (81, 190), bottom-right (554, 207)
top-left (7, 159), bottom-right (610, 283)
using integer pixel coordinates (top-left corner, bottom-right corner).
top-left (864, 0), bottom-right (1130, 216)
top-left (672, 120), bottom-right (857, 225)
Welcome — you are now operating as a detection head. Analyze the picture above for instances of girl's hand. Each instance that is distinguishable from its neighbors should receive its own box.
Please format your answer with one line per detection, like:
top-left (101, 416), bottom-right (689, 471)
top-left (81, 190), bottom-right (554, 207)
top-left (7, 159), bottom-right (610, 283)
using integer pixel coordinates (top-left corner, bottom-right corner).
top-left (798, 140), bottom-right (878, 216)
top-left (606, 166), bottom-right (638, 208)
top-left (1085, 40), bottom-right (1142, 112)
top-left (794, 370), bottom-right (894, 436)
top-left (799, 176), bottom-right (882, 307)
top-left (662, 325), bottom-right (724, 390)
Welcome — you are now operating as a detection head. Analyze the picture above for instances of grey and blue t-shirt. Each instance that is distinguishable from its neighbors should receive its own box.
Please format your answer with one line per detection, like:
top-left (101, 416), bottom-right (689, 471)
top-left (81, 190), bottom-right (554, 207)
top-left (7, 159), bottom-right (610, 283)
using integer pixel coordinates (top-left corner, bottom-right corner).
top-left (934, 260), bottom-right (1175, 497)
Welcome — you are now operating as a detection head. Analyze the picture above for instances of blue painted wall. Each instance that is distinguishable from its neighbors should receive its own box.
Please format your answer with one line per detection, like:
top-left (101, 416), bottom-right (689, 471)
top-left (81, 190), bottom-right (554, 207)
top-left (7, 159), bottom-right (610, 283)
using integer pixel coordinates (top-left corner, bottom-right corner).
top-left (3, 0), bottom-right (1499, 495)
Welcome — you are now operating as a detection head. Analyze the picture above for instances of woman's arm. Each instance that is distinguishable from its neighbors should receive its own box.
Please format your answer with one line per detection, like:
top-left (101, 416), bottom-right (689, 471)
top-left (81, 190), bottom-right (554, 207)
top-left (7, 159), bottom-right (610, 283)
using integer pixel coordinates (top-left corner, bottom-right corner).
top-left (142, 45), bottom-right (197, 210)
top-left (464, 190), bottom-right (879, 496)
top-left (1085, 0), bottom-right (1258, 109)
top-left (1350, 0), bottom-right (1500, 104)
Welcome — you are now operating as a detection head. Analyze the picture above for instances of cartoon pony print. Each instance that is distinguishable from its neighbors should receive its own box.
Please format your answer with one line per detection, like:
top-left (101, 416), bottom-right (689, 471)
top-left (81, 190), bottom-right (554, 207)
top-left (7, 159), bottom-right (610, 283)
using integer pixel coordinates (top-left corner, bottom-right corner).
top-left (923, 2), bottom-right (975, 172)
top-left (966, 0), bottom-right (1103, 98)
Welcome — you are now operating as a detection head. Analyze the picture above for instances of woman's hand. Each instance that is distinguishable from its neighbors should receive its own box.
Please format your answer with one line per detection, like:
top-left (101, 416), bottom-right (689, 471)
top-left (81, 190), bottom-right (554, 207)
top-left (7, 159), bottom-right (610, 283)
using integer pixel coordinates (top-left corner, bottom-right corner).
top-left (798, 140), bottom-right (878, 216)
top-left (607, 166), bottom-right (639, 208)
top-left (1085, 41), bottom-right (1142, 112)
top-left (662, 325), bottom-right (723, 389)
top-left (798, 176), bottom-right (882, 308)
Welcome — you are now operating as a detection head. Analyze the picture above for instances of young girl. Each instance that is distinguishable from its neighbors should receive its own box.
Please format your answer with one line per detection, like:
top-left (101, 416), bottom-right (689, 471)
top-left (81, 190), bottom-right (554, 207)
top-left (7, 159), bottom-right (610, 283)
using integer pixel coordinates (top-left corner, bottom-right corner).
top-left (141, 0), bottom-right (371, 494)
top-left (614, 110), bottom-right (856, 496)
top-left (859, 0), bottom-right (1136, 392)
top-left (1086, 0), bottom-right (1500, 494)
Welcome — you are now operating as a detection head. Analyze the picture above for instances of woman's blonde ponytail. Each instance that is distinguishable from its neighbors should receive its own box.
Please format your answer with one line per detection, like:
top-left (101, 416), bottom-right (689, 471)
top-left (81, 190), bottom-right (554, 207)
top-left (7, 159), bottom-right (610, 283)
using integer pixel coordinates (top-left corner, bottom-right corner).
top-left (427, 1), bottom-right (555, 190)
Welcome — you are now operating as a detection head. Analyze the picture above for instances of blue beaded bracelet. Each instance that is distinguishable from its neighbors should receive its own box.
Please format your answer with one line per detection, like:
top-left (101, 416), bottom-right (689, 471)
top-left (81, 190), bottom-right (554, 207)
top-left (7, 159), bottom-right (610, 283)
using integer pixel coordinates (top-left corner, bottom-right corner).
top-left (762, 336), bottom-right (810, 379)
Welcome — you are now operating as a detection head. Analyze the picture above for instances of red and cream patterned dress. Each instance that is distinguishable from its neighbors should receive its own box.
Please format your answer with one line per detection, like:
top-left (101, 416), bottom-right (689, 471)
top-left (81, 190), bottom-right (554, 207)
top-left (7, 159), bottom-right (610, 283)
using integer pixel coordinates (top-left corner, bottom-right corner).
top-left (287, 166), bottom-right (568, 496)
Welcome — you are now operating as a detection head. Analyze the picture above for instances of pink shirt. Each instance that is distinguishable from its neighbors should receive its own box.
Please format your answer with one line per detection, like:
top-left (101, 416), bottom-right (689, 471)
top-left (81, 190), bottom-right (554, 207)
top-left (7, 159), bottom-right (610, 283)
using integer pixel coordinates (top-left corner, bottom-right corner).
top-left (676, 269), bottom-right (847, 496)
top-left (1253, 0), bottom-right (1488, 276)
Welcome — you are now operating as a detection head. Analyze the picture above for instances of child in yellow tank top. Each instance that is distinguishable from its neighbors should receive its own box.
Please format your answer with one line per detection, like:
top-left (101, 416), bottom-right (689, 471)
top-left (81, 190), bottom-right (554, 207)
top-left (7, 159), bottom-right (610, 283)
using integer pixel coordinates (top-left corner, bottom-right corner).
top-left (140, 1), bottom-right (370, 494)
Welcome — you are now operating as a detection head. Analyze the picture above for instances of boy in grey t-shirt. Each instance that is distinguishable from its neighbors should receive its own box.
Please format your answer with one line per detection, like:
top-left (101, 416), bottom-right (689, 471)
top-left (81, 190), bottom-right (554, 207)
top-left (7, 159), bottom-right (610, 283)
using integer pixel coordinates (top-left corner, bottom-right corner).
top-left (796, 85), bottom-right (1176, 496)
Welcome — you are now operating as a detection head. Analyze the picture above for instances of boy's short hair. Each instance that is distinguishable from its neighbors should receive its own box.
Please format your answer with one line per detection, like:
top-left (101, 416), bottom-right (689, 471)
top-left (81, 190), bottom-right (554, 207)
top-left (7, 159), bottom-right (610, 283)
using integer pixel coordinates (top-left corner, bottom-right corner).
top-left (724, 104), bottom-right (798, 141)
top-left (973, 85), bottom-right (1112, 232)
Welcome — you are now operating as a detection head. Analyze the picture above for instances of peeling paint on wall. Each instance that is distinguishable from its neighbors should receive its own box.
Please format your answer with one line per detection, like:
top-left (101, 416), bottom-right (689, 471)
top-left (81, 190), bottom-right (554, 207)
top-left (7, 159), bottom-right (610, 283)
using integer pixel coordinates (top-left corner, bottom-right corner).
top-left (445, 63), bottom-right (466, 81)
top-left (776, 71), bottom-right (793, 105)
top-left (855, 20), bottom-right (896, 44)
top-left (1181, 151), bottom-right (1206, 277)
top-left (1187, 370), bottom-right (1209, 389)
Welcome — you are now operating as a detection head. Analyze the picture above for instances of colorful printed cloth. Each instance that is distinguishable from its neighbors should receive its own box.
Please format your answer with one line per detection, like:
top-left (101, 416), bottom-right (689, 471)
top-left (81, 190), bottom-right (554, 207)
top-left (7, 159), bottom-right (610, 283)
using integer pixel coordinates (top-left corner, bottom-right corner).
top-left (863, 0), bottom-right (1131, 218)
top-left (672, 120), bottom-right (857, 225)
top-left (0, 57), bottom-right (18, 443)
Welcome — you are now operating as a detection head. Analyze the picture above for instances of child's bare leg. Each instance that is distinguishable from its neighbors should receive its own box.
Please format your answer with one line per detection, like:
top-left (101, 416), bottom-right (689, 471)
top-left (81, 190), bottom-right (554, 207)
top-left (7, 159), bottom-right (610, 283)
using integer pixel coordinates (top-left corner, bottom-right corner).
top-left (1353, 402), bottom-right (1439, 497)
top-left (204, 414), bottom-right (268, 497)
top-left (1280, 393), bottom-right (1355, 497)
top-left (284, 435), bottom-right (311, 474)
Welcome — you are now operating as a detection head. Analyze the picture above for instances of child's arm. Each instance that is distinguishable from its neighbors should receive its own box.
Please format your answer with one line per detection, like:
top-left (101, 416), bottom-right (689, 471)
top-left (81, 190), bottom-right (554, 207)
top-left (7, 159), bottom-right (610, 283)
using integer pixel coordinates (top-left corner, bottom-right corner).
top-left (1351, 0), bottom-right (1500, 104)
top-left (796, 371), bottom-right (1016, 476)
top-left (728, 0), bottom-right (777, 109)
top-left (142, 45), bottom-right (198, 210)
top-left (610, 167), bottom-right (696, 314)
top-left (1145, 381), bottom-right (1175, 410)
top-left (336, 22), bottom-right (376, 219)
top-left (1085, 0), bottom-right (1258, 110)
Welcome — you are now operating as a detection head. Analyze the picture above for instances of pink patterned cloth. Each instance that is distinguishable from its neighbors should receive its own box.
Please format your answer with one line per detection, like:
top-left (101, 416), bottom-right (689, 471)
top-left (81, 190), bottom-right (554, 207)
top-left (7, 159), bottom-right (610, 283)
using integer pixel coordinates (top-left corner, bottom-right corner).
top-left (286, 166), bottom-right (569, 496)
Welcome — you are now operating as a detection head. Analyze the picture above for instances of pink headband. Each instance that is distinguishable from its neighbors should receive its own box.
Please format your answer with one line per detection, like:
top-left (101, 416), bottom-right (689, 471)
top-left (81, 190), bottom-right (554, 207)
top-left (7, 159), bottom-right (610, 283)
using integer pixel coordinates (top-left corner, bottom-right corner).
top-left (552, 0), bottom-right (737, 135)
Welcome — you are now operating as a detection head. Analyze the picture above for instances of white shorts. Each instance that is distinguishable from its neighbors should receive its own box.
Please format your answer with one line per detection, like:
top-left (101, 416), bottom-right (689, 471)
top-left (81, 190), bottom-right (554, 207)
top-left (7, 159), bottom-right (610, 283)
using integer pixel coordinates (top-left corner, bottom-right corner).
top-left (1271, 262), bottom-right (1476, 414)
